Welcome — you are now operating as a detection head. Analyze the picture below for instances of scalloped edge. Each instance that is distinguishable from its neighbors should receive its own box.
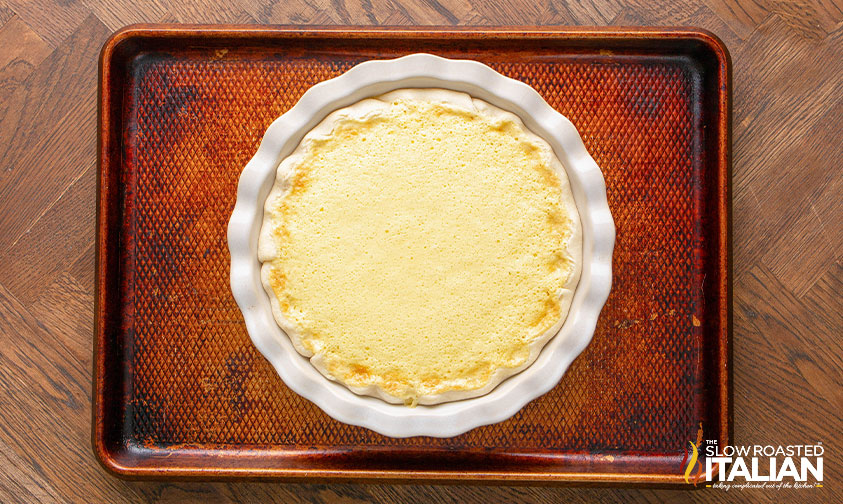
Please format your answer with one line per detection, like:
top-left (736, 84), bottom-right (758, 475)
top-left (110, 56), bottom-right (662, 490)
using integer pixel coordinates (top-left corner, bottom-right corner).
top-left (228, 53), bottom-right (615, 438)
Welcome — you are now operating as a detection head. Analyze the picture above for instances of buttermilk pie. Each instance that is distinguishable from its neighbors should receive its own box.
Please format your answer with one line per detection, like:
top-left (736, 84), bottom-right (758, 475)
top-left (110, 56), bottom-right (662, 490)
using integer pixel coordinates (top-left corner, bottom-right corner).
top-left (258, 89), bottom-right (582, 406)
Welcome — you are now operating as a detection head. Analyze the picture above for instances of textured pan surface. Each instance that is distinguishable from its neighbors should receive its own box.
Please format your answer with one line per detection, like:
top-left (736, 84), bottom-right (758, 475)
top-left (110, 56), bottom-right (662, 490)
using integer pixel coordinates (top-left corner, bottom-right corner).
top-left (95, 26), bottom-right (730, 483)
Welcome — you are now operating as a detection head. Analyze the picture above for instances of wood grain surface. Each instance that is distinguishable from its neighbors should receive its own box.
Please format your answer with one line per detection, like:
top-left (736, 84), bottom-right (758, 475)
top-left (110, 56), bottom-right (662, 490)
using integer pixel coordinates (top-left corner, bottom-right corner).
top-left (0, 0), bottom-right (840, 503)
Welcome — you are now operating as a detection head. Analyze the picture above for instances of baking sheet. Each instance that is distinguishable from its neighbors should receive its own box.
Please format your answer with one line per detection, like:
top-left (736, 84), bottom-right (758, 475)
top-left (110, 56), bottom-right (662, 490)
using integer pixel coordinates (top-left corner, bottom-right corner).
top-left (94, 26), bottom-right (731, 484)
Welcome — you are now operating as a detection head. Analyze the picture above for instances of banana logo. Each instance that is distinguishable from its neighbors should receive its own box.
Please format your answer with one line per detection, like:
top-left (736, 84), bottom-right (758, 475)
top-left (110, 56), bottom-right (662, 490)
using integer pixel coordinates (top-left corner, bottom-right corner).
top-left (681, 422), bottom-right (704, 485)
top-left (684, 441), bottom-right (699, 484)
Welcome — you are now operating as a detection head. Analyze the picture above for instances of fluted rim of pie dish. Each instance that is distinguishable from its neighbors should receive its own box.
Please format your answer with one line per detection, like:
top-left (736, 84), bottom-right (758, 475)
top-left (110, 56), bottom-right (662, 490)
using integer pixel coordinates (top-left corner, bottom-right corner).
top-left (228, 53), bottom-right (615, 438)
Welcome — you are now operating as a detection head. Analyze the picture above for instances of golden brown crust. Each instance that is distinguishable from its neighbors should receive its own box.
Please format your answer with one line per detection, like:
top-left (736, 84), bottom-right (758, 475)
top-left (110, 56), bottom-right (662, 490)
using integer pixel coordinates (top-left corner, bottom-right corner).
top-left (258, 89), bottom-right (582, 405)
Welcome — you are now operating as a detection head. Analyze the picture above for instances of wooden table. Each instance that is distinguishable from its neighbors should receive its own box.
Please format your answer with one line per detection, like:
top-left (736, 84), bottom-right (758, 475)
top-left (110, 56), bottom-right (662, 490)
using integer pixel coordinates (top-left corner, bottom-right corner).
top-left (0, 1), bottom-right (839, 502)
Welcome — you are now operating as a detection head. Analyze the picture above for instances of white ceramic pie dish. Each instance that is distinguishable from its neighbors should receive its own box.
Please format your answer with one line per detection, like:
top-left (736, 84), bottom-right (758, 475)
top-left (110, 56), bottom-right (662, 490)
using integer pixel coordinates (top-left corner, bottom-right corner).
top-left (228, 53), bottom-right (615, 438)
